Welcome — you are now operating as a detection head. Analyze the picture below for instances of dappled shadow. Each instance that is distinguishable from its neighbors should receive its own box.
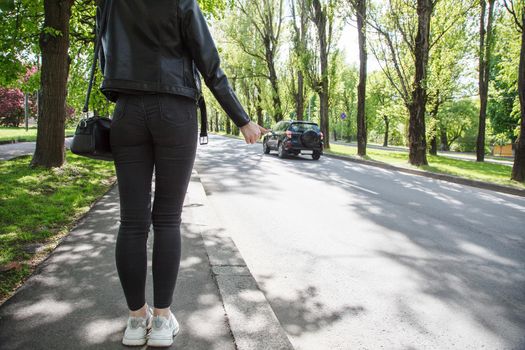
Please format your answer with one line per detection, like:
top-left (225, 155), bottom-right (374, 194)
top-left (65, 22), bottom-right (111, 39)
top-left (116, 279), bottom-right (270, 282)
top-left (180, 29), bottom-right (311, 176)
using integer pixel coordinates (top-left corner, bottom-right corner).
top-left (196, 134), bottom-right (525, 349)
top-left (196, 224), bottom-right (365, 348)
top-left (0, 182), bottom-right (235, 350)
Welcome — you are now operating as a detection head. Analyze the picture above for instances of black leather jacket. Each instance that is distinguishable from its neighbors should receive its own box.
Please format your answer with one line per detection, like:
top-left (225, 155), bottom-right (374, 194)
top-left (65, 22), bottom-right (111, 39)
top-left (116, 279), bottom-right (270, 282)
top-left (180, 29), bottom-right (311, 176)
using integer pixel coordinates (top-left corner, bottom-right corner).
top-left (96, 0), bottom-right (251, 128)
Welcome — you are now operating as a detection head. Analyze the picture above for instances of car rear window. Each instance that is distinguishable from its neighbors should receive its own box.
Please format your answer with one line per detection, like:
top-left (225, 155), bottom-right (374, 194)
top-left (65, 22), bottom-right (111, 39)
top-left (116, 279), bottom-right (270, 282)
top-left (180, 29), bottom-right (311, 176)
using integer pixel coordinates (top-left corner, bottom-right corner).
top-left (289, 123), bottom-right (320, 133)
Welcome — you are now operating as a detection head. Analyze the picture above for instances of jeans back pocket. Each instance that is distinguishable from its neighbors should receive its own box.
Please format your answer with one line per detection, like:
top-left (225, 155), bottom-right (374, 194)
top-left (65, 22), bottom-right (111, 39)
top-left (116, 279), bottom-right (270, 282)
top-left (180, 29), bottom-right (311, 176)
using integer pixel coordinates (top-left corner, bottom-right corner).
top-left (159, 94), bottom-right (196, 127)
top-left (112, 95), bottom-right (128, 124)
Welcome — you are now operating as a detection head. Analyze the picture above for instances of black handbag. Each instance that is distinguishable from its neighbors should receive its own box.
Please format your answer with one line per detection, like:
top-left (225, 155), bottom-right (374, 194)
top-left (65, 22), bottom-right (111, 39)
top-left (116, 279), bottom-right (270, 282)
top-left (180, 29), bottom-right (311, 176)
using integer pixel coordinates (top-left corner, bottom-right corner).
top-left (70, 0), bottom-right (113, 161)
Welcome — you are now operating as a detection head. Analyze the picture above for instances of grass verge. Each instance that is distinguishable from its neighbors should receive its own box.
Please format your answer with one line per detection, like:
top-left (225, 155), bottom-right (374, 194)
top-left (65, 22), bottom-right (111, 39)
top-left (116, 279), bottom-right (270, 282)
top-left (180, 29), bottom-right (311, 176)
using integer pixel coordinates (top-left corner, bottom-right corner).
top-left (0, 151), bottom-right (116, 303)
top-left (326, 143), bottom-right (524, 190)
top-left (0, 126), bottom-right (76, 143)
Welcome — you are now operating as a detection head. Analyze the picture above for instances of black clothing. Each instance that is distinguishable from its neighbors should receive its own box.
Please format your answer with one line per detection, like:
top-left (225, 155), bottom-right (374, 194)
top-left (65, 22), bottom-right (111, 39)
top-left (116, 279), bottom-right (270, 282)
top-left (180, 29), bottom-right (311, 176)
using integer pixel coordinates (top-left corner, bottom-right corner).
top-left (111, 92), bottom-right (198, 310)
top-left (96, 0), bottom-right (251, 128)
top-left (110, 88), bottom-right (158, 97)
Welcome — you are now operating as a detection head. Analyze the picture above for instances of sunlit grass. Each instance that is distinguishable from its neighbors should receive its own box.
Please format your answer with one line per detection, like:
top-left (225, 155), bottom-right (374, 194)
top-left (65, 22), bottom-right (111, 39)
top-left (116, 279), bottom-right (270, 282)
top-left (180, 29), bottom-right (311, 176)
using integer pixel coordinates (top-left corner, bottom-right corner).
top-left (0, 151), bottom-right (116, 301)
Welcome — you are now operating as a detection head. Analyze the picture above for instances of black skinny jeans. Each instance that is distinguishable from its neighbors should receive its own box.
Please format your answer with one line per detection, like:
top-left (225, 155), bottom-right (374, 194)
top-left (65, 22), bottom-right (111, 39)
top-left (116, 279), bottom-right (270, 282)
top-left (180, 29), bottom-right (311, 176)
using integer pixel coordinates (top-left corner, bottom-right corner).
top-left (110, 92), bottom-right (198, 311)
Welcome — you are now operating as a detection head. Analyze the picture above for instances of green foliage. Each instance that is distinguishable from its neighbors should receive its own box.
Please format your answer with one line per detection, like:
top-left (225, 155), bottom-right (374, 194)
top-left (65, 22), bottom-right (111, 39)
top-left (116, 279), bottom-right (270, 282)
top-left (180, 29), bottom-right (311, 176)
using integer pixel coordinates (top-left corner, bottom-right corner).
top-left (439, 98), bottom-right (479, 151)
top-left (488, 8), bottom-right (521, 143)
top-left (0, 0), bottom-right (521, 157)
top-left (0, 0), bottom-right (15, 11)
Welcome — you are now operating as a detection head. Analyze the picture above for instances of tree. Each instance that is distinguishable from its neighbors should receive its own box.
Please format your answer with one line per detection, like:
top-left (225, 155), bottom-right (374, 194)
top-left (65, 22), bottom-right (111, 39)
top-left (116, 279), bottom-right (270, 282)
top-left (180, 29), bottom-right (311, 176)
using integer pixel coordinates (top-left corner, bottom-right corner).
top-left (369, 0), bottom-right (435, 165)
top-left (504, 0), bottom-right (524, 182)
top-left (347, 0), bottom-right (368, 156)
top-left (438, 98), bottom-right (478, 151)
top-left (476, 0), bottom-right (496, 162)
top-left (234, 0), bottom-right (285, 122)
top-left (306, 0), bottom-right (338, 149)
top-left (31, 0), bottom-right (74, 168)
top-left (290, 0), bottom-right (308, 120)
top-left (366, 71), bottom-right (405, 147)
top-left (368, 0), bottom-right (473, 165)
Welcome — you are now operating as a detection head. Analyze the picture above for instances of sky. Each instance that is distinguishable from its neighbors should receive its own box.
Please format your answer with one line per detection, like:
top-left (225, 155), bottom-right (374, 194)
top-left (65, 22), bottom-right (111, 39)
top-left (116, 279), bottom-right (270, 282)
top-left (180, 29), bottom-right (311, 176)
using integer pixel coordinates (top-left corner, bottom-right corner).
top-left (339, 23), bottom-right (381, 72)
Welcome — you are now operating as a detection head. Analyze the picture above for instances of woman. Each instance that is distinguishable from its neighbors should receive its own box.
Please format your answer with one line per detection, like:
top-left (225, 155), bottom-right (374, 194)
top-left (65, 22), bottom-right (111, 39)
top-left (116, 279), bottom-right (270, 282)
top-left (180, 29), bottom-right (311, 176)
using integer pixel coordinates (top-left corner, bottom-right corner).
top-left (96, 0), bottom-right (267, 346)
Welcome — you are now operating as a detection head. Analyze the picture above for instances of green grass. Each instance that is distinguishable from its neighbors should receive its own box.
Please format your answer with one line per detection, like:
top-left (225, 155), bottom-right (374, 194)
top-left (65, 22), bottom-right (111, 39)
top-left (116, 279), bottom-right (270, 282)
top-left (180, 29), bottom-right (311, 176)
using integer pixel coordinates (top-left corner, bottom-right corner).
top-left (0, 151), bottom-right (116, 301)
top-left (327, 143), bottom-right (524, 189)
top-left (0, 126), bottom-right (76, 143)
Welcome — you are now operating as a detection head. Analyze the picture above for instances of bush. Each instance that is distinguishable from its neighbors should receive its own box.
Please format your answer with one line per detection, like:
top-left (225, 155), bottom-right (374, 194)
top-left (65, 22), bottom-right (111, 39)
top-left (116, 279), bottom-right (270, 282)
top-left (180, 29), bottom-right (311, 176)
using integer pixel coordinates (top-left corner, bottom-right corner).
top-left (0, 88), bottom-right (25, 127)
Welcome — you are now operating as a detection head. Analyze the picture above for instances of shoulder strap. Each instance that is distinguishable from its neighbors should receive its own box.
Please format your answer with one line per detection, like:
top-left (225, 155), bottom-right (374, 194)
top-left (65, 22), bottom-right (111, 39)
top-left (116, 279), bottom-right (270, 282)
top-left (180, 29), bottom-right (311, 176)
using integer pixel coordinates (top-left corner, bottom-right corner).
top-left (83, 0), bottom-right (110, 114)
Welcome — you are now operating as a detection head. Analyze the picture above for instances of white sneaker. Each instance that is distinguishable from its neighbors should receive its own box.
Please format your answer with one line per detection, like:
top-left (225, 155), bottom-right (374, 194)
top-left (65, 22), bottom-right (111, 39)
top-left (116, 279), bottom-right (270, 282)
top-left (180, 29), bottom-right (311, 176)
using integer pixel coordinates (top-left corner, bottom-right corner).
top-left (122, 305), bottom-right (153, 346)
top-left (147, 310), bottom-right (180, 347)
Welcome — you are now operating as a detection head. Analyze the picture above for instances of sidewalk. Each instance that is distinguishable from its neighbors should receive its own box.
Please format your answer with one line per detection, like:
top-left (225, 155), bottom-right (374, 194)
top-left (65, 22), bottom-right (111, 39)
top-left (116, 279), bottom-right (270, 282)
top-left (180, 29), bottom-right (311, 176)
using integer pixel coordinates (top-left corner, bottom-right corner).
top-left (0, 170), bottom-right (293, 350)
top-left (0, 137), bottom-right (73, 161)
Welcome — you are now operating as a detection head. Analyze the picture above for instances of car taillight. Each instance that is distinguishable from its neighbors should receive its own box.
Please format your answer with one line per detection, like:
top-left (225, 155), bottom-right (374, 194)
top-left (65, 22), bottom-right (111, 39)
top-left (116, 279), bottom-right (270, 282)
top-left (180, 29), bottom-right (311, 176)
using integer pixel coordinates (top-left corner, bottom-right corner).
top-left (286, 130), bottom-right (292, 138)
top-left (319, 132), bottom-right (324, 140)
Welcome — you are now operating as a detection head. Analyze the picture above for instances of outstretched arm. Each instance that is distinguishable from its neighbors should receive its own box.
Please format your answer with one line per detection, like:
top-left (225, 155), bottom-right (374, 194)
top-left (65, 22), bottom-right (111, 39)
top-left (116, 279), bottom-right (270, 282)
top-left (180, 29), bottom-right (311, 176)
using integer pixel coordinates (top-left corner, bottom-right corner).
top-left (178, 0), bottom-right (251, 129)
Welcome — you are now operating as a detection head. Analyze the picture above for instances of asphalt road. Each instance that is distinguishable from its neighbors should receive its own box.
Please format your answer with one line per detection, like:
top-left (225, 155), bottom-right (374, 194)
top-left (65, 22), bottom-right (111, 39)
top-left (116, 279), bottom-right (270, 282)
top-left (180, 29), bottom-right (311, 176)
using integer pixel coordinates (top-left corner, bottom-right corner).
top-left (194, 134), bottom-right (525, 350)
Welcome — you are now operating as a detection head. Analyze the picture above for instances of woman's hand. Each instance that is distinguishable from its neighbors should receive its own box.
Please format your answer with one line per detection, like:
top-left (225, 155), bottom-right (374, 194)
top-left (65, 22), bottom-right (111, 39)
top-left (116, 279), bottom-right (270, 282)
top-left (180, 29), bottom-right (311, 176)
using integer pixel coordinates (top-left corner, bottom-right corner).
top-left (240, 121), bottom-right (269, 144)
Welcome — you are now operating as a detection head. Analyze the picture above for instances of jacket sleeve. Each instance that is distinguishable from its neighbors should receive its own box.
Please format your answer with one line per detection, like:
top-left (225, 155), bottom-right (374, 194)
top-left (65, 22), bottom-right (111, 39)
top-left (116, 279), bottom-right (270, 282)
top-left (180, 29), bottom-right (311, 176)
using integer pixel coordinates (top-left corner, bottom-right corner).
top-left (178, 0), bottom-right (251, 128)
top-left (95, 3), bottom-right (106, 75)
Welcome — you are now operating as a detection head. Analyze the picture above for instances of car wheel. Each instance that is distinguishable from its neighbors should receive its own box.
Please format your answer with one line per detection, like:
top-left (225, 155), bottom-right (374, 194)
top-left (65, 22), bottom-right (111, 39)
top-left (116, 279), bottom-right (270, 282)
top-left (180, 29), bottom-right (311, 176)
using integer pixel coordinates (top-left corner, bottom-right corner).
top-left (263, 140), bottom-right (270, 154)
top-left (312, 151), bottom-right (321, 160)
top-left (278, 142), bottom-right (287, 158)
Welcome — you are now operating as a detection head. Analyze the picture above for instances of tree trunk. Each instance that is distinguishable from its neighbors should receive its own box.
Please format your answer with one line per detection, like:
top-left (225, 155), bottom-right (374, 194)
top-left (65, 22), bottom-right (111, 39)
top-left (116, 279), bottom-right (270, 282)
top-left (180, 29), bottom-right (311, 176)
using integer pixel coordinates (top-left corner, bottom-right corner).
top-left (291, 0), bottom-right (307, 121)
top-left (265, 43), bottom-right (283, 122)
top-left (408, 0), bottom-right (432, 166)
top-left (297, 70), bottom-right (305, 120)
top-left (256, 84), bottom-right (264, 126)
top-left (439, 126), bottom-right (449, 151)
top-left (383, 115), bottom-right (389, 147)
top-left (356, 0), bottom-right (367, 156)
top-left (511, 11), bottom-right (525, 182)
top-left (31, 0), bottom-right (73, 168)
top-left (476, 0), bottom-right (495, 162)
top-left (429, 126), bottom-right (437, 156)
top-left (215, 109), bottom-right (219, 132)
top-left (312, 0), bottom-right (330, 149)
top-left (226, 117), bottom-right (231, 134)
top-left (429, 100), bottom-right (440, 155)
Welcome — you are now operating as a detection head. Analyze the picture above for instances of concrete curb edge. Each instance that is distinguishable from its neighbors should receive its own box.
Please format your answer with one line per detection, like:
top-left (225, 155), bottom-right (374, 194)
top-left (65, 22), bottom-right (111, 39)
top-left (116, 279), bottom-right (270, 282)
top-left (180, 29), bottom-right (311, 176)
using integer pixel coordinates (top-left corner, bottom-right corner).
top-left (187, 169), bottom-right (295, 350)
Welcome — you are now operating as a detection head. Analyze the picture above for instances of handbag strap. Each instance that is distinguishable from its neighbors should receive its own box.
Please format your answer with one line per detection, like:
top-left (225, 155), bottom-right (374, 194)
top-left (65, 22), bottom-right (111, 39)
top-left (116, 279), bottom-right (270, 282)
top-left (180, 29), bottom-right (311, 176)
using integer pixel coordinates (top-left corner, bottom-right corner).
top-left (83, 0), bottom-right (110, 114)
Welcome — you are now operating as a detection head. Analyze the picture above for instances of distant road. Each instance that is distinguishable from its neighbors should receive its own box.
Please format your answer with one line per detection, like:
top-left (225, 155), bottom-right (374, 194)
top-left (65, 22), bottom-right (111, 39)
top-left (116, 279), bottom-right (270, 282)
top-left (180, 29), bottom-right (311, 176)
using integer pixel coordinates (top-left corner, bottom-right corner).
top-left (332, 140), bottom-right (514, 166)
top-left (0, 137), bottom-right (73, 161)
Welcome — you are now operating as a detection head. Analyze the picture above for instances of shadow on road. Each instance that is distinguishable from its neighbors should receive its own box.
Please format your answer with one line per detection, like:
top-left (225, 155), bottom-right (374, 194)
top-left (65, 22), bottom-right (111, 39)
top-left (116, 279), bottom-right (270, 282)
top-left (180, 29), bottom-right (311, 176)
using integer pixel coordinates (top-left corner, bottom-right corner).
top-left (195, 135), bottom-right (525, 348)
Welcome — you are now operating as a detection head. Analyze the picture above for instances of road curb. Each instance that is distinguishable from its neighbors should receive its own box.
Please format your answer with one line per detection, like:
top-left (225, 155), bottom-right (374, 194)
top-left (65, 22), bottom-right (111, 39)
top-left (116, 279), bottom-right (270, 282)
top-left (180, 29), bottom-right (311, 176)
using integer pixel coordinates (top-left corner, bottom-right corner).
top-left (323, 152), bottom-right (525, 198)
top-left (187, 169), bottom-right (295, 350)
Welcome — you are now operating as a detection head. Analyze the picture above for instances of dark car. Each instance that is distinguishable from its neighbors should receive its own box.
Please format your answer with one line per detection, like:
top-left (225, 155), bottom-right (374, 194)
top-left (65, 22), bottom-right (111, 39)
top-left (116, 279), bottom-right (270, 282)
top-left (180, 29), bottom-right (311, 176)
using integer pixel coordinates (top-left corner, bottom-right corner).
top-left (262, 120), bottom-right (324, 160)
